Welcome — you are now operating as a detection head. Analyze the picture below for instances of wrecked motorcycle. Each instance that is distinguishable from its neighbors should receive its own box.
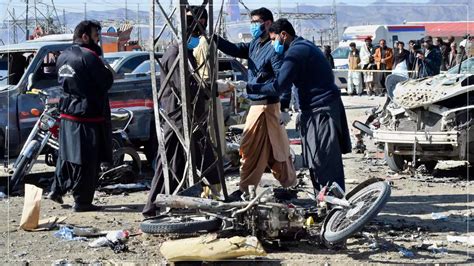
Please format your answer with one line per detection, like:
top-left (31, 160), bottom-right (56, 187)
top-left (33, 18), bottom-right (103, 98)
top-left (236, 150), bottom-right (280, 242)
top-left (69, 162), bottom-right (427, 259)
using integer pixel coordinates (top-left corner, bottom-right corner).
top-left (9, 89), bottom-right (141, 192)
top-left (140, 178), bottom-right (391, 245)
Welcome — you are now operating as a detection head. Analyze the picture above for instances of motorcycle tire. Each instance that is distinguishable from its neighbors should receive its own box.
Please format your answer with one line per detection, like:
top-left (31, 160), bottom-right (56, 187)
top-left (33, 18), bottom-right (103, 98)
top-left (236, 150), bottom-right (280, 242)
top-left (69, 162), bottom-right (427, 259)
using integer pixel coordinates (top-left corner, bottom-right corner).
top-left (322, 181), bottom-right (391, 244)
top-left (10, 140), bottom-right (40, 192)
top-left (384, 144), bottom-right (406, 172)
top-left (140, 215), bottom-right (222, 235)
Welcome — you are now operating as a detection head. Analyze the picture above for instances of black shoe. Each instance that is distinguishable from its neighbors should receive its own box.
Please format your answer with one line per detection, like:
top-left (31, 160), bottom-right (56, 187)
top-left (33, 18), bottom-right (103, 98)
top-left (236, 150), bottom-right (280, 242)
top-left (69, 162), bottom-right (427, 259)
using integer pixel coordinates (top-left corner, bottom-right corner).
top-left (225, 190), bottom-right (244, 202)
top-left (72, 203), bottom-right (102, 212)
top-left (46, 192), bottom-right (64, 204)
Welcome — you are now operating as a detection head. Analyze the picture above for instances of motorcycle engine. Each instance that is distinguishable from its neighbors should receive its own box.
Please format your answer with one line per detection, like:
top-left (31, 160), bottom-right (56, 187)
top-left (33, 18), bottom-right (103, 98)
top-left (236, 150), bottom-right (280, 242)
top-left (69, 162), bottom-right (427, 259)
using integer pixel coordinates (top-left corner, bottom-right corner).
top-left (256, 205), bottom-right (306, 239)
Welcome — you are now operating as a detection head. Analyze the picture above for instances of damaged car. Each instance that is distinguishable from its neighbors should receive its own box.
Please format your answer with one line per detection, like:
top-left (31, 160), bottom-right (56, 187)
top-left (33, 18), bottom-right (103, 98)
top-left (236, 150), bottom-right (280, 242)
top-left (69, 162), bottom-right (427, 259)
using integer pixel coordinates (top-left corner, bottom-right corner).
top-left (357, 58), bottom-right (473, 173)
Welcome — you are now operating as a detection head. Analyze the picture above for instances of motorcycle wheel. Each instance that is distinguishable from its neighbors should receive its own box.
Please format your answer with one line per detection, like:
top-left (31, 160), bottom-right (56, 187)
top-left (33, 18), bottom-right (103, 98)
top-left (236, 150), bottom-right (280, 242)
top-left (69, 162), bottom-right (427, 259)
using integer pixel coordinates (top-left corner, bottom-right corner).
top-left (140, 214), bottom-right (222, 235)
top-left (322, 181), bottom-right (391, 244)
top-left (384, 144), bottom-right (406, 172)
top-left (10, 140), bottom-right (40, 192)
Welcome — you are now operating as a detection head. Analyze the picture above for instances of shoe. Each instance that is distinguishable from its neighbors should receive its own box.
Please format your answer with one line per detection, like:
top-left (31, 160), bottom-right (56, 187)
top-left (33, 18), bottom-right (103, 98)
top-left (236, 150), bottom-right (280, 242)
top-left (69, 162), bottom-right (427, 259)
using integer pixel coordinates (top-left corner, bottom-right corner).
top-left (46, 191), bottom-right (64, 204)
top-left (72, 203), bottom-right (103, 212)
top-left (225, 189), bottom-right (244, 202)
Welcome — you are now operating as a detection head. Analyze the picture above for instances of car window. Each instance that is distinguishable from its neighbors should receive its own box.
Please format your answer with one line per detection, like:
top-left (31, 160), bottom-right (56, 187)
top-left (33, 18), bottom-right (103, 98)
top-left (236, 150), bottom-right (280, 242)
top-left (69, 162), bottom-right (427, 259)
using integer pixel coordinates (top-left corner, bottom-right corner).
top-left (218, 60), bottom-right (233, 71)
top-left (131, 60), bottom-right (160, 74)
top-left (332, 47), bottom-right (350, 59)
top-left (32, 51), bottom-right (62, 90)
top-left (104, 56), bottom-right (122, 68)
top-left (117, 55), bottom-right (148, 75)
top-left (0, 54), bottom-right (8, 86)
top-left (447, 58), bottom-right (473, 74)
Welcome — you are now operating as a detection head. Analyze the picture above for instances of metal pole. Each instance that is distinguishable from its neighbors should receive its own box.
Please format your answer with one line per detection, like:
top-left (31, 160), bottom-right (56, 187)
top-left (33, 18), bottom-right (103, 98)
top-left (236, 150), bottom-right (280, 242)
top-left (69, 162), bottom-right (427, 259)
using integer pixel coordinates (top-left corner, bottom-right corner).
top-left (25, 0), bottom-right (29, 40)
top-left (208, 0), bottom-right (228, 199)
top-left (34, 0), bottom-right (38, 26)
top-left (125, 0), bottom-right (128, 22)
top-left (63, 9), bottom-right (66, 33)
top-left (12, 8), bottom-right (17, 44)
top-left (177, 0), bottom-right (196, 187)
top-left (84, 2), bottom-right (86, 20)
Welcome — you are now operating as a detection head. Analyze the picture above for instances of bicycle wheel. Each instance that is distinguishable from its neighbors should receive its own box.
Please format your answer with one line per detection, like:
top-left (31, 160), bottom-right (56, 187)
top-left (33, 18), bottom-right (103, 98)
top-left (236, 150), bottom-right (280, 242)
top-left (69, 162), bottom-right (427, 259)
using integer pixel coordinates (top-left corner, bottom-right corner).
top-left (322, 181), bottom-right (391, 243)
top-left (140, 214), bottom-right (222, 235)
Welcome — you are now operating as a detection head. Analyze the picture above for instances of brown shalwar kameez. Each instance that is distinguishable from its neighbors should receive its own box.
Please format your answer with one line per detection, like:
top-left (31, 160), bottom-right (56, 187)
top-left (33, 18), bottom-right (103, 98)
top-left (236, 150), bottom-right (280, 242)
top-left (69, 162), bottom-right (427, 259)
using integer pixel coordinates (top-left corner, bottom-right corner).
top-left (239, 102), bottom-right (296, 191)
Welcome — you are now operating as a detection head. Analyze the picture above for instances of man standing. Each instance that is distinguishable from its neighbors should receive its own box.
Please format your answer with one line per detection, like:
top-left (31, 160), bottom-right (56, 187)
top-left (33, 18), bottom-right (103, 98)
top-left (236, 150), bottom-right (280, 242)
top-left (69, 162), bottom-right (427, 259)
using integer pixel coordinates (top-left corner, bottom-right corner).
top-left (347, 42), bottom-right (362, 96)
top-left (417, 36), bottom-right (442, 78)
top-left (373, 39), bottom-right (393, 96)
top-left (360, 37), bottom-right (375, 95)
top-left (247, 19), bottom-right (351, 191)
top-left (142, 10), bottom-right (221, 217)
top-left (48, 20), bottom-right (113, 212)
top-left (215, 8), bottom-right (296, 199)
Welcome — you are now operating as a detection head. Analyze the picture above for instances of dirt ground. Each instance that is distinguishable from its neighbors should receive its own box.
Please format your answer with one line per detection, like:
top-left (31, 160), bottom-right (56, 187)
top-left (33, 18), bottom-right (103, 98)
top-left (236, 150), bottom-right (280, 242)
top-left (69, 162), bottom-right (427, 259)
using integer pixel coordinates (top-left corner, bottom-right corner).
top-left (0, 95), bottom-right (472, 264)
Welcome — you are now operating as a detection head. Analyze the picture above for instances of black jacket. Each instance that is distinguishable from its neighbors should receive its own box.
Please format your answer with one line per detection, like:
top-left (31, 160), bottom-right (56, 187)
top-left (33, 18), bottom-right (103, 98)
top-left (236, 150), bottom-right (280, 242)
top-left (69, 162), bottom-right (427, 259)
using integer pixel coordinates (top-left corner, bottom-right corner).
top-left (56, 44), bottom-right (114, 164)
top-left (418, 47), bottom-right (442, 78)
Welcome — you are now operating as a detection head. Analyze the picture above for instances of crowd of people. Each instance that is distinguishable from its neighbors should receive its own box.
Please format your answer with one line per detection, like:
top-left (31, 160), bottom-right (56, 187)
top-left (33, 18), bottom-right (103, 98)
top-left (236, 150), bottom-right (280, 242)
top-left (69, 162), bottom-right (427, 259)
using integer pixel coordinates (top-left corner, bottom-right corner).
top-left (341, 34), bottom-right (472, 96)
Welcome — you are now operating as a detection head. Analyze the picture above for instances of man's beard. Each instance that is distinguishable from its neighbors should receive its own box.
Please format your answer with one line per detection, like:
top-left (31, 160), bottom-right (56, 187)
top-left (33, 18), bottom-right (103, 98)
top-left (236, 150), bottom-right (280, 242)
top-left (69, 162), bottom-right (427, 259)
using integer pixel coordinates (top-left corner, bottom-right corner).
top-left (80, 39), bottom-right (103, 56)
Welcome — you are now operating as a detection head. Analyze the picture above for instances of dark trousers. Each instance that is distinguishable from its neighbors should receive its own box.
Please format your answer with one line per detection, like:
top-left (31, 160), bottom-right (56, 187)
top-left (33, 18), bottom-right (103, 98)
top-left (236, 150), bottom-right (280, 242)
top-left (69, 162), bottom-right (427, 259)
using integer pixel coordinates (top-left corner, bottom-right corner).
top-left (300, 102), bottom-right (347, 192)
top-left (143, 124), bottom-right (220, 217)
top-left (51, 159), bottom-right (100, 205)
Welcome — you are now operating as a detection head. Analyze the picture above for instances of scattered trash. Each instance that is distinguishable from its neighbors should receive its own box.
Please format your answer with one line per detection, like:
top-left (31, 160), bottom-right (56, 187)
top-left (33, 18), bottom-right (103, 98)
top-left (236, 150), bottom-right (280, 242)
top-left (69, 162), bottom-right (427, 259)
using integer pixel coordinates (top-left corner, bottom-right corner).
top-left (447, 235), bottom-right (474, 246)
top-left (431, 212), bottom-right (449, 221)
top-left (89, 230), bottom-right (130, 253)
top-left (72, 226), bottom-right (106, 237)
top-left (160, 234), bottom-right (266, 261)
top-left (30, 216), bottom-right (68, 231)
top-left (98, 182), bottom-right (150, 194)
top-left (398, 248), bottom-right (415, 258)
top-left (53, 226), bottom-right (88, 241)
top-left (427, 243), bottom-right (448, 254)
top-left (19, 184), bottom-right (43, 231)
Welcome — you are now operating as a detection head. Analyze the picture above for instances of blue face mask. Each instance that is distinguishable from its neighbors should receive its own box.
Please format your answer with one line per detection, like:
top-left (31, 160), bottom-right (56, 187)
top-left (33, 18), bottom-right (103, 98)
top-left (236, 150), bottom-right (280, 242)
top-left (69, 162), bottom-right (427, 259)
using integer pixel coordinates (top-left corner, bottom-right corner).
top-left (273, 38), bottom-right (285, 55)
top-left (187, 36), bottom-right (200, 50)
top-left (250, 23), bottom-right (263, 39)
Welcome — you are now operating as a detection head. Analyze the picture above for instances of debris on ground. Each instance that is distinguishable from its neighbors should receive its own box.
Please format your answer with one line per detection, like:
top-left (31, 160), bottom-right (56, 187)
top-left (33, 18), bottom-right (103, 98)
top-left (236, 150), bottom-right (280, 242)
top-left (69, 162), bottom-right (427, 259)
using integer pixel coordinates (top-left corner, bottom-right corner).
top-left (89, 230), bottom-right (130, 253)
top-left (446, 235), bottom-right (474, 246)
top-left (160, 234), bottom-right (266, 261)
top-left (98, 182), bottom-right (150, 194)
top-left (53, 226), bottom-right (88, 241)
top-left (19, 184), bottom-right (43, 231)
top-left (431, 212), bottom-right (449, 221)
top-left (398, 248), bottom-right (415, 258)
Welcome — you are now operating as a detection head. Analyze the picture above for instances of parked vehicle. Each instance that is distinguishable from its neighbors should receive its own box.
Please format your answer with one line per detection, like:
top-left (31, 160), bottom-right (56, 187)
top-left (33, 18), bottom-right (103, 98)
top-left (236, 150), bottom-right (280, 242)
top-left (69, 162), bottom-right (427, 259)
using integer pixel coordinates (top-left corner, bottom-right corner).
top-left (8, 89), bottom-right (141, 193)
top-left (0, 38), bottom-right (247, 165)
top-left (140, 178), bottom-right (391, 246)
top-left (354, 59), bottom-right (473, 173)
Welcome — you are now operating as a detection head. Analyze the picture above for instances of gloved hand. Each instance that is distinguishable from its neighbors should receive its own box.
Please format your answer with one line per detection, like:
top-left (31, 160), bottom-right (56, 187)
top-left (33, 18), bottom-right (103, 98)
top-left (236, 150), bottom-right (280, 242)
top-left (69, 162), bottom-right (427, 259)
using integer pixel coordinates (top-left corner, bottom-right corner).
top-left (228, 80), bottom-right (247, 90)
top-left (216, 79), bottom-right (233, 94)
top-left (280, 111), bottom-right (291, 126)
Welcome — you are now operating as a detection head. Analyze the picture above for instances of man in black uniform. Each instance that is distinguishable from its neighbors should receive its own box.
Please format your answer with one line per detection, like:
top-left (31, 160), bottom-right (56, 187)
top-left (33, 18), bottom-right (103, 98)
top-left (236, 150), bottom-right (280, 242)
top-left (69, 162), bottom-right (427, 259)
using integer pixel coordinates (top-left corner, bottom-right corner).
top-left (47, 20), bottom-right (114, 212)
top-left (142, 10), bottom-right (221, 217)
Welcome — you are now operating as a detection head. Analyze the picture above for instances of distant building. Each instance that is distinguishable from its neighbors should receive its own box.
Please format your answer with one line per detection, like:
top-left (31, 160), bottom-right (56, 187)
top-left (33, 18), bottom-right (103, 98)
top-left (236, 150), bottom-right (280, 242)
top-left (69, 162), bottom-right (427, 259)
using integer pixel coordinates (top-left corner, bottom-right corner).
top-left (407, 21), bottom-right (474, 40)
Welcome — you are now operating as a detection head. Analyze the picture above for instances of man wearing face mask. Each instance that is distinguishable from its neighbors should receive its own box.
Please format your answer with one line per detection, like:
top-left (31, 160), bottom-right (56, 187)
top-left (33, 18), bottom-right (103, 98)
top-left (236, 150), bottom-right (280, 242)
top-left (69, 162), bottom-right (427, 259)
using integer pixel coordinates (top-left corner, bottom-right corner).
top-left (47, 20), bottom-right (113, 212)
top-left (142, 9), bottom-right (222, 217)
top-left (214, 8), bottom-right (296, 201)
top-left (247, 19), bottom-right (351, 192)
